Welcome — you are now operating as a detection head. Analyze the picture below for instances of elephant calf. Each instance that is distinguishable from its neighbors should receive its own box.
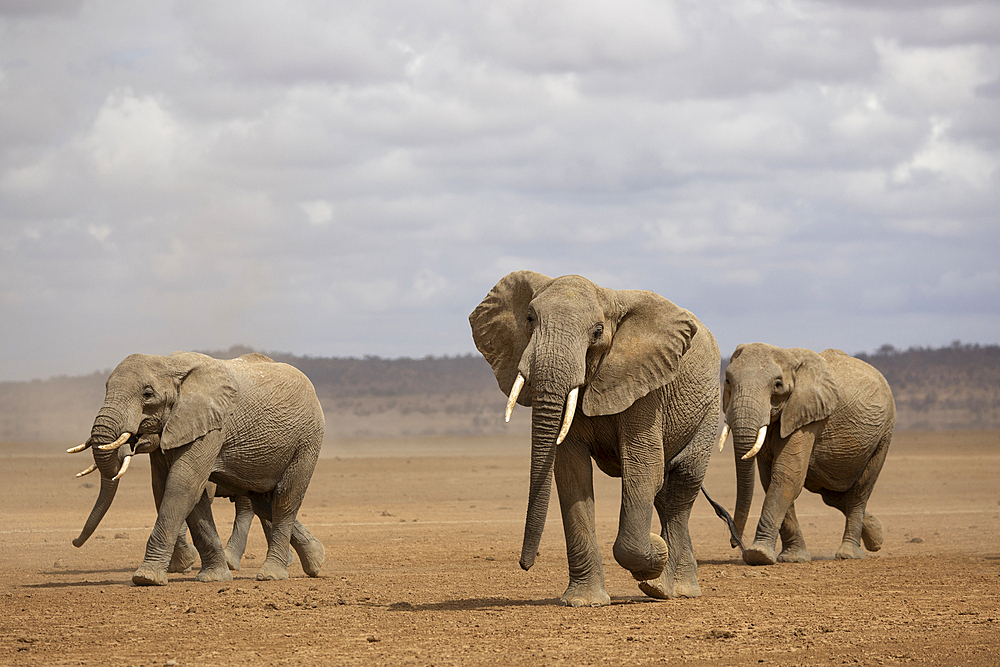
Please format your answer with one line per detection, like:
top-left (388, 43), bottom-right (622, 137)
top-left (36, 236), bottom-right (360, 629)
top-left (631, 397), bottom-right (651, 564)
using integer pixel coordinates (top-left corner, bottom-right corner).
top-left (70, 351), bottom-right (325, 585)
top-left (721, 343), bottom-right (895, 565)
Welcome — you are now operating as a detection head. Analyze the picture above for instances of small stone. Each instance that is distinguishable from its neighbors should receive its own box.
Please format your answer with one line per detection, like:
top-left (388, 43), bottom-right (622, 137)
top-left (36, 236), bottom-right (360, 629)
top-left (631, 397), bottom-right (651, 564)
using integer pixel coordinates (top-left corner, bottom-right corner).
top-left (53, 559), bottom-right (67, 569)
top-left (367, 635), bottom-right (380, 643)
top-left (908, 537), bottom-right (924, 544)
top-left (165, 660), bottom-right (178, 666)
top-left (114, 532), bottom-right (129, 540)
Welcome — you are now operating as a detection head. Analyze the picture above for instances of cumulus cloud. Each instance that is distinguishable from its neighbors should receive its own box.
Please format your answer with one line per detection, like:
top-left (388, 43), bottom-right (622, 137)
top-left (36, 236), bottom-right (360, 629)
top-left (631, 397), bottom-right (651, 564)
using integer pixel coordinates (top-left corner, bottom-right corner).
top-left (0, 0), bottom-right (998, 380)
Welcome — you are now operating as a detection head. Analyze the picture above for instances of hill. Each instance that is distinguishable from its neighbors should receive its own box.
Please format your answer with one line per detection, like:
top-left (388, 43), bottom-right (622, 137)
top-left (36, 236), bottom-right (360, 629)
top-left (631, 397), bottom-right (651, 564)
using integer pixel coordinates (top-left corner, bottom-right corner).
top-left (1, 343), bottom-right (998, 445)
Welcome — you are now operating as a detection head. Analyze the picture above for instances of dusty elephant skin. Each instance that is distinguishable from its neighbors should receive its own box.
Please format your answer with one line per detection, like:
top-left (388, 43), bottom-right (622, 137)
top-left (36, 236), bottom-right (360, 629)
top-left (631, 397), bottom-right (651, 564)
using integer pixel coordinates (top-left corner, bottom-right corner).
top-left (470, 271), bottom-right (721, 607)
top-left (69, 351), bottom-right (326, 586)
top-left (721, 343), bottom-right (895, 565)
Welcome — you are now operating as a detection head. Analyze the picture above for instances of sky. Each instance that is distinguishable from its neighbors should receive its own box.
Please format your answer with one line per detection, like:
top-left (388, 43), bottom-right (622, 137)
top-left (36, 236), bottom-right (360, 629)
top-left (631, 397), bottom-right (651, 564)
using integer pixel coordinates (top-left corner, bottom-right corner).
top-left (2, 0), bottom-right (999, 382)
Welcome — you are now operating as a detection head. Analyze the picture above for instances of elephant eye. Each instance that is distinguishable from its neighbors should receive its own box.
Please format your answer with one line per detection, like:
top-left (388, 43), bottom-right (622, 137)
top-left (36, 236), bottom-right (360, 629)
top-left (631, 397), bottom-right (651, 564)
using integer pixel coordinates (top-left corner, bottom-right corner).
top-left (142, 387), bottom-right (155, 400)
top-left (774, 379), bottom-right (784, 391)
top-left (592, 323), bottom-right (604, 343)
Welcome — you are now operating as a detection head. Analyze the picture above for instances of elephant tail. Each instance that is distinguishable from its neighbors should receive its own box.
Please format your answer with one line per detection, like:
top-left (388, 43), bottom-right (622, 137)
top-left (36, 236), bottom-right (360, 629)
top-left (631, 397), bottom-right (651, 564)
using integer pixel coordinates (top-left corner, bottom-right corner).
top-left (701, 485), bottom-right (746, 556)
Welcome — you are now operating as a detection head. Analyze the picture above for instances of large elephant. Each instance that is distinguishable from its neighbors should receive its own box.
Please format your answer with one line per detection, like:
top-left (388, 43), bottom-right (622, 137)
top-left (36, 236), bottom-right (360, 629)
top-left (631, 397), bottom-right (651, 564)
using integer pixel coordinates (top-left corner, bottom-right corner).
top-left (470, 271), bottom-right (721, 606)
top-left (721, 343), bottom-right (895, 565)
top-left (70, 351), bottom-right (326, 585)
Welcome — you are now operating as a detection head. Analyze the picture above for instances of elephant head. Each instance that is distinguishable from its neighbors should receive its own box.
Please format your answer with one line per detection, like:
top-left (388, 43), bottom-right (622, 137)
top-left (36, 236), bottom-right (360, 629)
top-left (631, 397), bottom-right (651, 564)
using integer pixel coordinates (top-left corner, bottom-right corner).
top-left (69, 352), bottom-right (236, 547)
top-left (470, 271), bottom-right (697, 570)
top-left (722, 343), bottom-right (837, 545)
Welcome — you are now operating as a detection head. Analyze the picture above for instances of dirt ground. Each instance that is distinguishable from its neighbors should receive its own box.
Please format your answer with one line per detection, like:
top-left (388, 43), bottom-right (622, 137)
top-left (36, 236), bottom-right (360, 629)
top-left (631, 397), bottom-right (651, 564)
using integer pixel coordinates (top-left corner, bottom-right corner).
top-left (1, 430), bottom-right (998, 666)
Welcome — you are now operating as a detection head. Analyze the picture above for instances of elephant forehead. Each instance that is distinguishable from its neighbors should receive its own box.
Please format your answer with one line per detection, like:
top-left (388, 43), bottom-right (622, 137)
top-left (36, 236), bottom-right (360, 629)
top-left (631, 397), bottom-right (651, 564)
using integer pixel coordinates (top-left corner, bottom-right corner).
top-left (730, 346), bottom-right (782, 373)
top-left (533, 278), bottom-right (602, 310)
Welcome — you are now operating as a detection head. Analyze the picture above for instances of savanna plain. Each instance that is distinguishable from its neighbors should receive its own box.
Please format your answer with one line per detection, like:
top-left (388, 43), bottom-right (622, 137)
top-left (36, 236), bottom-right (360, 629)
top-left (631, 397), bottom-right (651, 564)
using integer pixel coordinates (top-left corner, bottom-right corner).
top-left (1, 430), bottom-right (998, 666)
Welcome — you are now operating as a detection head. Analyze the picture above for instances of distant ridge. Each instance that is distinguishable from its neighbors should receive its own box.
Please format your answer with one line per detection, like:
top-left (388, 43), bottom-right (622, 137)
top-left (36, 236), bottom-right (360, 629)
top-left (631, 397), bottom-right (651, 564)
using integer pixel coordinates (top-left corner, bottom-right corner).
top-left (1, 343), bottom-right (998, 445)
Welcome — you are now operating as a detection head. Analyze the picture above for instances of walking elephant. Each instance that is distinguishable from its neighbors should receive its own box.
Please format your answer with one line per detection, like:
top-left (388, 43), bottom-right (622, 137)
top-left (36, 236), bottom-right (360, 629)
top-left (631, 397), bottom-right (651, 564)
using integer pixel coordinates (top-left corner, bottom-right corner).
top-left (720, 343), bottom-right (895, 565)
top-left (470, 271), bottom-right (721, 606)
top-left (69, 351), bottom-right (325, 585)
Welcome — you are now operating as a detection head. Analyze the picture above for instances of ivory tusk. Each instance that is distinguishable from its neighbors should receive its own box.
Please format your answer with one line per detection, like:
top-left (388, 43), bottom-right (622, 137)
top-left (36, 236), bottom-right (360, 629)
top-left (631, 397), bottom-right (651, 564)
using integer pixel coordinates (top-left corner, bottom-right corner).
top-left (75, 463), bottom-right (98, 478)
top-left (717, 423), bottom-right (729, 452)
top-left (67, 442), bottom-right (90, 453)
top-left (98, 432), bottom-right (132, 451)
top-left (741, 425), bottom-right (768, 460)
top-left (112, 455), bottom-right (132, 481)
top-left (505, 374), bottom-right (525, 423)
top-left (556, 386), bottom-right (579, 445)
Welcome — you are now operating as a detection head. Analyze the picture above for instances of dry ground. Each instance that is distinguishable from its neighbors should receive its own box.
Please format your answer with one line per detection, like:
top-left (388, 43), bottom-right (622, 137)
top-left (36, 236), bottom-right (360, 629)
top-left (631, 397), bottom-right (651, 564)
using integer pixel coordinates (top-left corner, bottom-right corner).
top-left (1, 430), bottom-right (998, 666)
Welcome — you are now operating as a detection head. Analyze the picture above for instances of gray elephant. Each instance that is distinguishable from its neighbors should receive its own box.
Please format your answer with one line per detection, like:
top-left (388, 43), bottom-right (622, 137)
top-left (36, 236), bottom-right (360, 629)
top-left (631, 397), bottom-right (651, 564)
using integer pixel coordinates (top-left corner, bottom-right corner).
top-left (720, 343), bottom-right (895, 565)
top-left (74, 431), bottom-right (294, 575)
top-left (70, 351), bottom-right (325, 585)
top-left (470, 271), bottom-right (721, 606)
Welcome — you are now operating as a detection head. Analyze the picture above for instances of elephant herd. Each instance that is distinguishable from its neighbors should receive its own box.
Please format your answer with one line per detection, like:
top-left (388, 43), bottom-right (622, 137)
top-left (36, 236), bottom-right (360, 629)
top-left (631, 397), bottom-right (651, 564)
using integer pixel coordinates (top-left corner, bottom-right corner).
top-left (68, 271), bottom-right (895, 607)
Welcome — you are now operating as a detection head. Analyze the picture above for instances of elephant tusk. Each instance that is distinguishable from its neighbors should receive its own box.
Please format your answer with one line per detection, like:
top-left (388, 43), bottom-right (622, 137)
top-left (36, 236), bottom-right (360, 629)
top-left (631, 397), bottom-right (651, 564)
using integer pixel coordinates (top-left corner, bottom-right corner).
top-left (717, 423), bottom-right (729, 452)
top-left (741, 425), bottom-right (768, 460)
top-left (556, 386), bottom-right (579, 445)
top-left (98, 432), bottom-right (132, 451)
top-left (75, 463), bottom-right (98, 478)
top-left (67, 442), bottom-right (90, 453)
top-left (112, 455), bottom-right (132, 481)
top-left (505, 373), bottom-right (525, 423)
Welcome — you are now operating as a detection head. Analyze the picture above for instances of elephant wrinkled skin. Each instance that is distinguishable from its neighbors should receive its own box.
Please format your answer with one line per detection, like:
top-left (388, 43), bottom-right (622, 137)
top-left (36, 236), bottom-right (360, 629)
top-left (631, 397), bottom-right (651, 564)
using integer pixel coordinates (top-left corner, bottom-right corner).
top-left (722, 343), bottom-right (895, 565)
top-left (470, 271), bottom-right (721, 607)
top-left (71, 352), bottom-right (326, 585)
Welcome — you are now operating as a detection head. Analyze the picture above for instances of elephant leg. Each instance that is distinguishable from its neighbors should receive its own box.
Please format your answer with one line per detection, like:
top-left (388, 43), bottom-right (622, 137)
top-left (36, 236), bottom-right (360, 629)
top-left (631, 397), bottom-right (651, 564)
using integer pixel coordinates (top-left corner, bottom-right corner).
top-left (289, 520), bottom-right (324, 577)
top-left (255, 513), bottom-right (296, 567)
top-left (224, 495), bottom-right (255, 571)
top-left (776, 503), bottom-right (810, 563)
top-left (151, 448), bottom-right (198, 574)
top-left (133, 435), bottom-right (224, 586)
top-left (639, 419), bottom-right (713, 600)
top-left (554, 441), bottom-right (609, 607)
top-left (744, 424), bottom-right (817, 566)
top-left (822, 429), bottom-right (891, 559)
top-left (256, 452), bottom-right (318, 581)
top-left (185, 488), bottom-right (232, 583)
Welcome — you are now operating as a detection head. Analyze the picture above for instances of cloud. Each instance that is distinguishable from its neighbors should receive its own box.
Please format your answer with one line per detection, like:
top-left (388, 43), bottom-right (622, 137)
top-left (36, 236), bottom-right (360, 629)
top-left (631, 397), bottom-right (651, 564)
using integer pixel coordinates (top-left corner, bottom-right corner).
top-left (0, 0), bottom-right (998, 380)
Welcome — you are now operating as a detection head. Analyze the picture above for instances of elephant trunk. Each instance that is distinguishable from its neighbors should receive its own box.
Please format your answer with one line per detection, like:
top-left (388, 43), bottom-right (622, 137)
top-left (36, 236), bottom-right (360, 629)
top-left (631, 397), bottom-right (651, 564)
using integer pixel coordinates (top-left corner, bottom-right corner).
top-left (73, 473), bottom-right (119, 547)
top-left (519, 389), bottom-right (568, 571)
top-left (728, 398), bottom-right (768, 547)
top-left (73, 407), bottom-right (136, 547)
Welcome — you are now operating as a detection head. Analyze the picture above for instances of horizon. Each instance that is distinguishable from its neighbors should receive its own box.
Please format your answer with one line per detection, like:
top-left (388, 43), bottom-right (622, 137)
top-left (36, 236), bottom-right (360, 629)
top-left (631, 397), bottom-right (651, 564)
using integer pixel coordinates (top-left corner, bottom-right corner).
top-left (4, 338), bottom-right (997, 385)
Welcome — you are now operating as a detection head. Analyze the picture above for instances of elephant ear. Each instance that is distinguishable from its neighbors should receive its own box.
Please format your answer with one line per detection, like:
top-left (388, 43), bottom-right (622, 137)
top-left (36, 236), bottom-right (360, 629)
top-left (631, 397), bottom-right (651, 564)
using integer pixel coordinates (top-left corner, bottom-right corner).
top-left (469, 270), bottom-right (554, 407)
top-left (582, 290), bottom-right (698, 417)
top-left (161, 352), bottom-right (237, 450)
top-left (780, 348), bottom-right (838, 438)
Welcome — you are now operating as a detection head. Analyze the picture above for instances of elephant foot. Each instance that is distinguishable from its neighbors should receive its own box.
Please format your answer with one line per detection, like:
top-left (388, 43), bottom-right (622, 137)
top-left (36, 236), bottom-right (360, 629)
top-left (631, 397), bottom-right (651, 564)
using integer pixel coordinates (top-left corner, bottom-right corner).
top-left (561, 581), bottom-right (611, 608)
top-left (862, 513), bottom-right (884, 552)
top-left (293, 539), bottom-right (324, 577)
top-left (743, 543), bottom-right (777, 566)
top-left (256, 558), bottom-right (290, 581)
top-left (196, 563), bottom-right (234, 583)
top-left (168, 542), bottom-right (198, 573)
top-left (835, 542), bottom-right (866, 560)
top-left (624, 534), bottom-right (669, 583)
top-left (132, 563), bottom-right (169, 586)
top-left (637, 567), bottom-right (702, 600)
top-left (224, 546), bottom-right (242, 571)
top-left (777, 545), bottom-right (811, 563)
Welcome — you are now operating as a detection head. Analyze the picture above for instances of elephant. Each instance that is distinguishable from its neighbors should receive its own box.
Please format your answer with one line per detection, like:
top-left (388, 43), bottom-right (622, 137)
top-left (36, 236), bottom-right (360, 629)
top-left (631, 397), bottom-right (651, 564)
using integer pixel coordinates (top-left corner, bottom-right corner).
top-left (720, 343), bottom-right (895, 565)
top-left (470, 271), bottom-right (721, 606)
top-left (69, 351), bottom-right (326, 585)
